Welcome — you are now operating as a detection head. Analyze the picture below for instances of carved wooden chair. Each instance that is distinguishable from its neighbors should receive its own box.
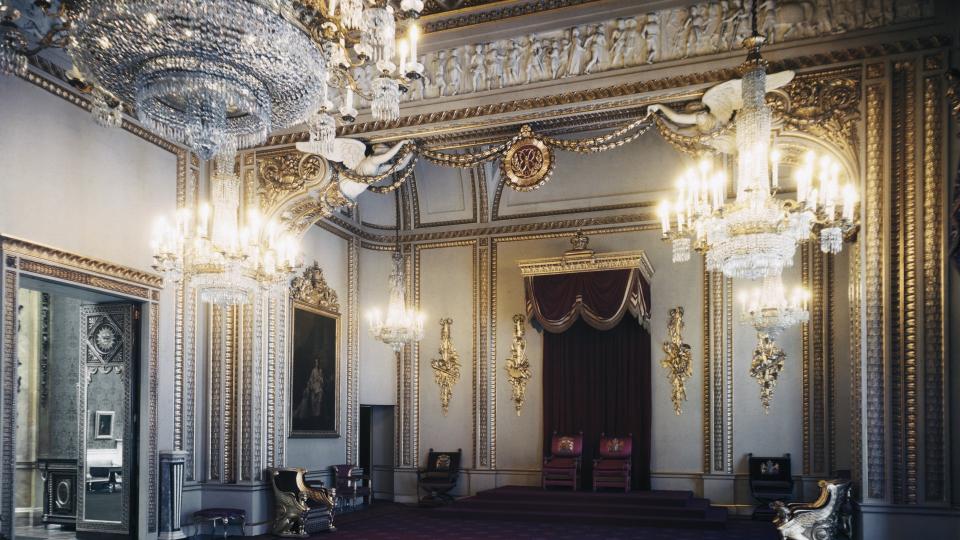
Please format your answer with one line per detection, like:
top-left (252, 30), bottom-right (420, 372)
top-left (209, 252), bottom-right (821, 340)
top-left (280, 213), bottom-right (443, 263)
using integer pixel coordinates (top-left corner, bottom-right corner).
top-left (748, 453), bottom-right (794, 520)
top-left (417, 448), bottom-right (462, 504)
top-left (542, 431), bottom-right (583, 490)
top-left (266, 467), bottom-right (336, 536)
top-left (592, 433), bottom-right (633, 492)
top-left (331, 464), bottom-right (372, 510)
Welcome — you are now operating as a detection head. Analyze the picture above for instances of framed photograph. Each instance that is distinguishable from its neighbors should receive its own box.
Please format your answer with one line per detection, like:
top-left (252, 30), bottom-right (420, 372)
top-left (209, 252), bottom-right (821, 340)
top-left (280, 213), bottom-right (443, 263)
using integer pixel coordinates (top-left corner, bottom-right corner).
top-left (95, 410), bottom-right (114, 439)
top-left (288, 303), bottom-right (340, 438)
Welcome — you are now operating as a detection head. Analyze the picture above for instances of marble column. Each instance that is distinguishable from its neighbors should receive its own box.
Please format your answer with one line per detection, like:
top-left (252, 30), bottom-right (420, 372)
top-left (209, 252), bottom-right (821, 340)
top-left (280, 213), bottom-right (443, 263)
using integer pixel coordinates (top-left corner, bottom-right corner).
top-left (158, 450), bottom-right (187, 540)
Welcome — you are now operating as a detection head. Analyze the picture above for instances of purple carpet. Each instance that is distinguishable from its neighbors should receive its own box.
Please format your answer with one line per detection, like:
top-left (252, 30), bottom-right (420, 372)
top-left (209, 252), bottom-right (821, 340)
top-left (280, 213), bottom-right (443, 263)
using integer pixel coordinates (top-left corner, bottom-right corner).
top-left (432, 486), bottom-right (728, 529)
top-left (326, 488), bottom-right (780, 540)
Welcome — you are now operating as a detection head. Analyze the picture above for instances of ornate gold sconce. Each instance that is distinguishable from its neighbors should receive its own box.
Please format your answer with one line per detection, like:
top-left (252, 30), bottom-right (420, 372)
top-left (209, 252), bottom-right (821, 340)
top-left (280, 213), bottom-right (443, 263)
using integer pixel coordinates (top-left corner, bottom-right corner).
top-left (661, 307), bottom-right (693, 415)
top-left (505, 314), bottom-right (532, 416)
top-left (750, 333), bottom-right (786, 413)
top-left (431, 318), bottom-right (461, 416)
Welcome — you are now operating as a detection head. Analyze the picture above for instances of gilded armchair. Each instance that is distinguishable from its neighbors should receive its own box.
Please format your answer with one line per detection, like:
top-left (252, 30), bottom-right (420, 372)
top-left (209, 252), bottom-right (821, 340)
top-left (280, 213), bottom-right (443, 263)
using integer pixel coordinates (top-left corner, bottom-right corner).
top-left (772, 479), bottom-right (852, 540)
top-left (266, 467), bottom-right (336, 536)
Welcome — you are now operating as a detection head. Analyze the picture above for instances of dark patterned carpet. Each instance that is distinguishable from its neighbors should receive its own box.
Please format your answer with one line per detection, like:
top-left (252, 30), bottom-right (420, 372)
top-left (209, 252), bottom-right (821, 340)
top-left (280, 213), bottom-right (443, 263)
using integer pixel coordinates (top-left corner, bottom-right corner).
top-left (328, 503), bottom-right (780, 540)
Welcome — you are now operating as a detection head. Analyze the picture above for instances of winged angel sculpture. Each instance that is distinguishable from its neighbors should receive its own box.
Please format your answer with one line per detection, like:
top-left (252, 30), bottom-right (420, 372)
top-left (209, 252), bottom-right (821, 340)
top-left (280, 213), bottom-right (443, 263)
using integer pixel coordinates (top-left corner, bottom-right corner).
top-left (648, 70), bottom-right (794, 154)
top-left (296, 137), bottom-right (414, 203)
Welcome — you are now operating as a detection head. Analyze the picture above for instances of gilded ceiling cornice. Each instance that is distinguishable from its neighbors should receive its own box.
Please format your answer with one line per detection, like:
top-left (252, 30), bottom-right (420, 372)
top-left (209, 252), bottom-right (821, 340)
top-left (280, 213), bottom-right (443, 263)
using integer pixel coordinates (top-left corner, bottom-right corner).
top-left (325, 210), bottom-right (657, 246)
top-left (252, 35), bottom-right (950, 145)
top-left (420, 0), bottom-right (604, 34)
top-left (518, 249), bottom-right (654, 281)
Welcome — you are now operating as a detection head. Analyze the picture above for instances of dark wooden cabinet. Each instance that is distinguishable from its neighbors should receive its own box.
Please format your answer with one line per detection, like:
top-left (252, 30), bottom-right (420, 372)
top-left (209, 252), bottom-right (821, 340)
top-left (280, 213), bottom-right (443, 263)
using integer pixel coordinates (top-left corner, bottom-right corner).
top-left (39, 459), bottom-right (78, 526)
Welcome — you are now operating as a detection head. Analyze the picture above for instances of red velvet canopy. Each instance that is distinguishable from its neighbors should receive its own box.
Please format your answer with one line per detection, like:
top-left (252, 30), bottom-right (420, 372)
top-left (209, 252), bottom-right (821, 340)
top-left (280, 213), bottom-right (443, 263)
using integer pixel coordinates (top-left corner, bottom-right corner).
top-left (524, 268), bottom-right (650, 333)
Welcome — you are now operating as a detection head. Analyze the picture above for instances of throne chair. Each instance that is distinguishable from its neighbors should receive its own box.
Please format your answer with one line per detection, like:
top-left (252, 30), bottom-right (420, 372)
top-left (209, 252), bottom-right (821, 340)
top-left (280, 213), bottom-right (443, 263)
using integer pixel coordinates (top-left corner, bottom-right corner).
top-left (331, 463), bottom-right (372, 510)
top-left (748, 453), bottom-right (795, 519)
top-left (542, 431), bottom-right (583, 490)
top-left (592, 433), bottom-right (633, 492)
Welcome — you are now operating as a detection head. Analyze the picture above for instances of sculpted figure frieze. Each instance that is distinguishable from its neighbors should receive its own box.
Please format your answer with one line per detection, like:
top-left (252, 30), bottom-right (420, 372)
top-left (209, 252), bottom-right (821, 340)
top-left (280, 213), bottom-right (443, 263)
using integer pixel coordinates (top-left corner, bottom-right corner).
top-left (389, 0), bottom-right (930, 103)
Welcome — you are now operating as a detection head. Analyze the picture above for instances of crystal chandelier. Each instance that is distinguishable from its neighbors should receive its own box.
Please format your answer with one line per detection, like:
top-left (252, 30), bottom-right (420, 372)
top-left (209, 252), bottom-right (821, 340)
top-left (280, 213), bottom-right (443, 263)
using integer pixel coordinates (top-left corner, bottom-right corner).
top-left (367, 193), bottom-right (424, 352)
top-left (658, 22), bottom-right (858, 281)
top-left (0, 0), bottom-right (428, 302)
top-left (58, 0), bottom-right (424, 161)
top-left (738, 274), bottom-right (809, 337)
top-left (151, 151), bottom-right (300, 305)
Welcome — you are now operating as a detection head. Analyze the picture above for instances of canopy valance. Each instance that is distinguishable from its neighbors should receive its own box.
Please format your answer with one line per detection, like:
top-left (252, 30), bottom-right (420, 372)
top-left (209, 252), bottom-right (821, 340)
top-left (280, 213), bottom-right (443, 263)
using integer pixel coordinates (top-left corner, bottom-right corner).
top-left (519, 242), bottom-right (653, 334)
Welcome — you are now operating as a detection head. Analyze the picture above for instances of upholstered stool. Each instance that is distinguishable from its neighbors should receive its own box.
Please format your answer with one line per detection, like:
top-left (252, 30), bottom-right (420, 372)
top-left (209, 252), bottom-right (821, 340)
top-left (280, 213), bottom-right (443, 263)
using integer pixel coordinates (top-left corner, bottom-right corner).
top-left (192, 508), bottom-right (246, 538)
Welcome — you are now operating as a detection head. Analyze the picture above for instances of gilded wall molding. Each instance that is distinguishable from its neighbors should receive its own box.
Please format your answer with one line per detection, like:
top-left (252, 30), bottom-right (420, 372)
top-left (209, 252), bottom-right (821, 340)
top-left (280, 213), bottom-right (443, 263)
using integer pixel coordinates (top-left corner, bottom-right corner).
top-left (863, 81), bottom-right (885, 501)
top-left (701, 263), bottom-right (710, 473)
top-left (890, 60), bottom-right (918, 505)
top-left (0, 264), bottom-right (19, 539)
top-left (921, 73), bottom-right (946, 503)
top-left (801, 246), bottom-right (811, 475)
top-left (849, 239), bottom-right (863, 495)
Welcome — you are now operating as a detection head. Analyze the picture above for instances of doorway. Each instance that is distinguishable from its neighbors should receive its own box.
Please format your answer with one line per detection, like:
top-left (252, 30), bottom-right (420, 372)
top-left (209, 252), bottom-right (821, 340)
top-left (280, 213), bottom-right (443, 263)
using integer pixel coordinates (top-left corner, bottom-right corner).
top-left (13, 277), bottom-right (140, 539)
top-left (359, 405), bottom-right (394, 501)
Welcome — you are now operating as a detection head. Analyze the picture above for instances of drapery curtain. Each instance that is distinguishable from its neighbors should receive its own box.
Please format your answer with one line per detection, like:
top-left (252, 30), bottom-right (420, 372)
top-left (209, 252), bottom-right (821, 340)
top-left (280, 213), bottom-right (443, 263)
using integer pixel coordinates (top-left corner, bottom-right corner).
top-left (542, 316), bottom-right (652, 491)
top-left (525, 268), bottom-right (650, 333)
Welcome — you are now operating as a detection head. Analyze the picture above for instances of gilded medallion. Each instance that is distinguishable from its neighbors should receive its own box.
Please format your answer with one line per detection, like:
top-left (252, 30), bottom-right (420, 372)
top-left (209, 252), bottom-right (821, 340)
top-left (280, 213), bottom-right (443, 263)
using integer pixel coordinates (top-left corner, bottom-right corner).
top-left (501, 125), bottom-right (554, 192)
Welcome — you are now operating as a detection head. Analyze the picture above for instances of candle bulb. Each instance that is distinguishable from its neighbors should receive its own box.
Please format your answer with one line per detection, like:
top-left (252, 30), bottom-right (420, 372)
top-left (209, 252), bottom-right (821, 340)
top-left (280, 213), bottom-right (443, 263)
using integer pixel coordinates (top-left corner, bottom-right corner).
top-left (328, 0), bottom-right (337, 14)
top-left (398, 39), bottom-right (408, 74)
top-left (659, 201), bottom-right (671, 234)
top-left (770, 148), bottom-right (781, 190)
top-left (408, 24), bottom-right (419, 63)
top-left (345, 87), bottom-right (354, 109)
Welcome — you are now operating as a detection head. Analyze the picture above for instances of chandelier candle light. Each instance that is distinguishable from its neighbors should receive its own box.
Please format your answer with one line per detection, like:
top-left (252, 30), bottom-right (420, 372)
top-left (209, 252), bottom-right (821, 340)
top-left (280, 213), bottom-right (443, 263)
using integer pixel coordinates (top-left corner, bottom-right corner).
top-left (151, 152), bottom-right (300, 305)
top-left (368, 191), bottom-right (425, 352)
top-left (658, 24), bottom-right (859, 282)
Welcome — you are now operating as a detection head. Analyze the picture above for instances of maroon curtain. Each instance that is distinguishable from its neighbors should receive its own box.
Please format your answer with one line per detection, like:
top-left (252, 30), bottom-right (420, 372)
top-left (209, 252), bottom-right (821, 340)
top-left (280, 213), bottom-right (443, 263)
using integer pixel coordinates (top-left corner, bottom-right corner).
top-left (542, 316), bottom-right (651, 490)
top-left (526, 268), bottom-right (650, 333)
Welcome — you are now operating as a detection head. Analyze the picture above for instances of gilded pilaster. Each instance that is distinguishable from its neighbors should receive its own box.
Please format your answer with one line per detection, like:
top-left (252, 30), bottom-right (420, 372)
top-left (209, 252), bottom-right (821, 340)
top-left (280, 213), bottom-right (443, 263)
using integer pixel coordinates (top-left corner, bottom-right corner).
top-left (346, 237), bottom-right (360, 464)
top-left (849, 239), bottom-right (863, 493)
top-left (801, 247), bottom-right (811, 476)
top-left (701, 263), bottom-right (710, 474)
top-left (863, 80), bottom-right (886, 501)
top-left (921, 72), bottom-right (946, 503)
top-left (891, 60), bottom-right (918, 505)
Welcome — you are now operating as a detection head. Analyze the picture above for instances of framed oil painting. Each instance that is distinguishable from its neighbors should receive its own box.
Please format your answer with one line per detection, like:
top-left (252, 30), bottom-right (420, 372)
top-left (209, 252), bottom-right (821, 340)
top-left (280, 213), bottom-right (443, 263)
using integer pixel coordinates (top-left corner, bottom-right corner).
top-left (289, 302), bottom-right (340, 438)
top-left (95, 410), bottom-right (115, 439)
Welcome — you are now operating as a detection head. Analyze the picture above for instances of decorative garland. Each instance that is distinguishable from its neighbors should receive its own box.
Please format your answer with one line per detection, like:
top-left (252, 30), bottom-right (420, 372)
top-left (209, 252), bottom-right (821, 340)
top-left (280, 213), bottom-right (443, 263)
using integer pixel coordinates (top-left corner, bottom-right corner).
top-left (328, 112), bottom-right (655, 195)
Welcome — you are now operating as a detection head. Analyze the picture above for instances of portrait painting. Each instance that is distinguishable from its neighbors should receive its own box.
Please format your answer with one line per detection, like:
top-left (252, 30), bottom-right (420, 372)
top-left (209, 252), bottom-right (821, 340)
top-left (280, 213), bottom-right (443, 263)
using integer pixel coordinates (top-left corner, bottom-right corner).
top-left (95, 410), bottom-right (114, 439)
top-left (289, 304), bottom-right (339, 437)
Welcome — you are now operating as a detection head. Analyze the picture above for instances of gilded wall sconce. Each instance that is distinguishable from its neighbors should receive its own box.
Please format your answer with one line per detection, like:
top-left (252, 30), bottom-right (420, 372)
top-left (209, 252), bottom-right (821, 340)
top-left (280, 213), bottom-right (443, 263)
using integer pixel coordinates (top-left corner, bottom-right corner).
top-left (431, 318), bottom-right (461, 416)
top-left (661, 307), bottom-right (693, 415)
top-left (504, 314), bottom-right (532, 416)
top-left (750, 333), bottom-right (786, 413)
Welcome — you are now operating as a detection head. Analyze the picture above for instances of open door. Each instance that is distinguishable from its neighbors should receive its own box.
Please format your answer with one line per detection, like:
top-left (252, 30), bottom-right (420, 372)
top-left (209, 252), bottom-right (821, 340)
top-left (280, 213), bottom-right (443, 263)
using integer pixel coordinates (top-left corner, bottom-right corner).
top-left (76, 303), bottom-right (138, 536)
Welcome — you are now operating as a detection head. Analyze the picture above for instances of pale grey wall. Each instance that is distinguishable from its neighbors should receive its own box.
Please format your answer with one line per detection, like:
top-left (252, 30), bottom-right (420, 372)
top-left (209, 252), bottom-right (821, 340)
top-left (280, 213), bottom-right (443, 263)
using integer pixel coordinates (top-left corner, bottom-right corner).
top-left (0, 74), bottom-right (178, 540)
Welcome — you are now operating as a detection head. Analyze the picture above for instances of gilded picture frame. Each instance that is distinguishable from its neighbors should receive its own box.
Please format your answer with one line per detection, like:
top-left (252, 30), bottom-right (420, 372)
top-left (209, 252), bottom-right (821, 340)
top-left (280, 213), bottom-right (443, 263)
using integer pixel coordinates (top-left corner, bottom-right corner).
top-left (288, 302), bottom-right (341, 438)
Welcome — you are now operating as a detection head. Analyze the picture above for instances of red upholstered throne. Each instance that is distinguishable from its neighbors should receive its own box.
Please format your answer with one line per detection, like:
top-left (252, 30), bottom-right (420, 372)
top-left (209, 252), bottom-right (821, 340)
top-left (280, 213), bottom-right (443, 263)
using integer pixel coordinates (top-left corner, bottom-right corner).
top-left (542, 432), bottom-right (583, 490)
top-left (592, 433), bottom-right (633, 492)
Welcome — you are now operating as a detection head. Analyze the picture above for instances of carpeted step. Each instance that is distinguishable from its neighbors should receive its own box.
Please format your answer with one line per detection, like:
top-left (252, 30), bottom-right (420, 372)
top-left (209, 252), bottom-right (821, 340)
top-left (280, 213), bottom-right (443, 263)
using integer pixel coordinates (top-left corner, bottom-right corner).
top-left (428, 506), bottom-right (728, 530)
top-left (472, 486), bottom-right (695, 507)
top-left (447, 498), bottom-right (714, 519)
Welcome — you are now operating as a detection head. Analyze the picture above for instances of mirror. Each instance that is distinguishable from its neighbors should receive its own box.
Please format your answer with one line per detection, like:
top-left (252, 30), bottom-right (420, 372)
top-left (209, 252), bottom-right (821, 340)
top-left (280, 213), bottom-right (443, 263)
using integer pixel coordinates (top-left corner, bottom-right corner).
top-left (78, 303), bottom-right (135, 530)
